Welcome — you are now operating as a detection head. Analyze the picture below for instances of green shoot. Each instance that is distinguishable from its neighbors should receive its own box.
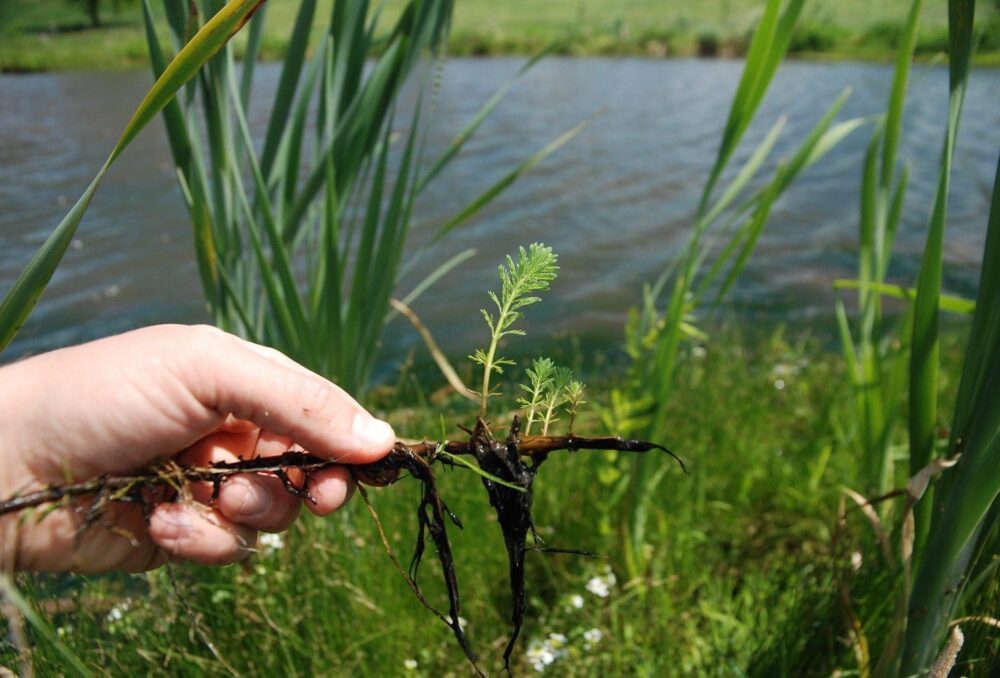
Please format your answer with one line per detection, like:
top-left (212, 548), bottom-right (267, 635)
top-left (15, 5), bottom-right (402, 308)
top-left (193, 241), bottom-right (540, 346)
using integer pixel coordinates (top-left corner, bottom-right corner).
top-left (540, 366), bottom-right (573, 436)
top-left (470, 243), bottom-right (559, 417)
top-left (434, 448), bottom-right (527, 493)
top-left (564, 380), bottom-right (587, 434)
top-left (517, 357), bottom-right (557, 435)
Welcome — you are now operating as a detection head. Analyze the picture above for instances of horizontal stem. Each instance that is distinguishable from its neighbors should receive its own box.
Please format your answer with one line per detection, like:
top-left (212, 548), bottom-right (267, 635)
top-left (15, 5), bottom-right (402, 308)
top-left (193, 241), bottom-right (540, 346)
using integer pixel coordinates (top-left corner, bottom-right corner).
top-left (0, 434), bottom-right (685, 517)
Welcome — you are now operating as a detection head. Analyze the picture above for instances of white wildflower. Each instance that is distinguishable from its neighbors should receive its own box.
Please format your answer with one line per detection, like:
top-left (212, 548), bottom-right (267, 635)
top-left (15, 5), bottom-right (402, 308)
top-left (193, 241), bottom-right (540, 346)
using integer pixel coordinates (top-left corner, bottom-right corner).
top-left (692, 345), bottom-right (707, 360)
top-left (569, 594), bottom-right (584, 609)
top-left (259, 532), bottom-right (285, 551)
top-left (403, 659), bottom-right (418, 671)
top-left (774, 379), bottom-right (786, 390)
top-left (586, 576), bottom-right (610, 597)
top-left (527, 640), bottom-right (557, 672)
top-left (590, 575), bottom-right (611, 596)
top-left (527, 635), bottom-right (567, 673)
top-left (547, 632), bottom-right (567, 648)
top-left (586, 565), bottom-right (617, 598)
top-left (106, 599), bottom-right (131, 624)
top-left (583, 628), bottom-right (603, 645)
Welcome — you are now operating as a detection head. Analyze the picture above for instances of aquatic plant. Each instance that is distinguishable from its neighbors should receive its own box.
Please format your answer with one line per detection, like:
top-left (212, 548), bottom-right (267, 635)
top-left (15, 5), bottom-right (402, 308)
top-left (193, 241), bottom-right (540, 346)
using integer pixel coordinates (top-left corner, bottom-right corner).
top-left (0, 243), bottom-right (686, 675)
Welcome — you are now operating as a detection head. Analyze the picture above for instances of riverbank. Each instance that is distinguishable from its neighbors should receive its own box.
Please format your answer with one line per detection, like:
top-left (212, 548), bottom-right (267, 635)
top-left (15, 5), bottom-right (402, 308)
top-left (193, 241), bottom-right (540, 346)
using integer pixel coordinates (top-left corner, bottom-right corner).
top-left (2, 0), bottom-right (998, 72)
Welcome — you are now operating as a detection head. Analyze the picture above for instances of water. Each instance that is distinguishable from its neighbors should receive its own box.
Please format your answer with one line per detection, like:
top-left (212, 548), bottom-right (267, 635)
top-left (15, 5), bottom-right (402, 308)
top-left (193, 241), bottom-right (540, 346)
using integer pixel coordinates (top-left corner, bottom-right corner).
top-left (1, 58), bottom-right (998, 366)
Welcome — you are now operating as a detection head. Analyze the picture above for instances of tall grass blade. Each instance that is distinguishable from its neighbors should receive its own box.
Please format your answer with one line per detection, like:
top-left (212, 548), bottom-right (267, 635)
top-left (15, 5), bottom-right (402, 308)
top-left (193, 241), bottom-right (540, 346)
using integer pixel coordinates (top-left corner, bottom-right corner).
top-left (259, 0), bottom-right (317, 178)
top-left (416, 50), bottom-right (550, 193)
top-left (900, 0), bottom-right (984, 671)
top-left (700, 0), bottom-right (805, 213)
top-left (0, 0), bottom-right (266, 353)
top-left (432, 119), bottom-right (588, 242)
top-left (0, 574), bottom-right (92, 677)
top-left (832, 280), bottom-right (974, 315)
top-left (908, 0), bottom-right (973, 556)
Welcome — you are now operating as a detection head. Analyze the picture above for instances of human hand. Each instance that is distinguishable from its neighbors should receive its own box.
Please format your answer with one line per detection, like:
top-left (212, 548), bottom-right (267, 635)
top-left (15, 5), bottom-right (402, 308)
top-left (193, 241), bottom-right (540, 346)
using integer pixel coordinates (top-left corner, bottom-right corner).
top-left (0, 324), bottom-right (395, 573)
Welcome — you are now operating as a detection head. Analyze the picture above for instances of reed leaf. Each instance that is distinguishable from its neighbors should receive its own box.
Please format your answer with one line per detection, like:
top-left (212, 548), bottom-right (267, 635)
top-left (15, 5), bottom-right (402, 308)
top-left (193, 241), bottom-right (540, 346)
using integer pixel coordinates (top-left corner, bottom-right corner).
top-left (907, 0), bottom-right (974, 558)
top-left (608, 0), bottom-right (858, 574)
top-left (832, 280), bottom-right (975, 315)
top-left (901, 155), bottom-right (999, 674)
top-left (147, 0), bottom-right (569, 396)
top-left (900, 0), bottom-right (984, 671)
top-left (0, 0), bottom-right (267, 353)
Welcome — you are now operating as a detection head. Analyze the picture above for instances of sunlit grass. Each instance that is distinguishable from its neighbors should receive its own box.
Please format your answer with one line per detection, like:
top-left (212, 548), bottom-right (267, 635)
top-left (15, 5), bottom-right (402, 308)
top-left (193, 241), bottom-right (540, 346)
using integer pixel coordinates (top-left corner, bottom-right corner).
top-left (20, 324), bottom-right (965, 675)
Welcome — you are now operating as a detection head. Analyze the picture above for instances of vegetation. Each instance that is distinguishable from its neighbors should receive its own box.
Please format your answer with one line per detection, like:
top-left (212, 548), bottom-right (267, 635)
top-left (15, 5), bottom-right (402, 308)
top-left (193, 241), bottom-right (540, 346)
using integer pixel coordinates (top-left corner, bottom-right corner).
top-left (3, 0), bottom-right (1000, 71)
top-left (7, 326), bottom-right (995, 675)
top-left (1, 0), bottom-right (999, 675)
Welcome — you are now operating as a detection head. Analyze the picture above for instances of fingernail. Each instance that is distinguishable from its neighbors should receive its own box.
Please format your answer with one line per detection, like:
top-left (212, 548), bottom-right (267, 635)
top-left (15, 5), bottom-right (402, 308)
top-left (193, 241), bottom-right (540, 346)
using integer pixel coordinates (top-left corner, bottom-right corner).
top-left (352, 414), bottom-right (394, 450)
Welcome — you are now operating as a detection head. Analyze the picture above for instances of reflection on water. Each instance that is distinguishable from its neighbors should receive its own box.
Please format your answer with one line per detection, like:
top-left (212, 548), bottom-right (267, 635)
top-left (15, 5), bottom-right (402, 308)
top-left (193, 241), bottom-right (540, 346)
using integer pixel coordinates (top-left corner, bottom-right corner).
top-left (1, 58), bottom-right (998, 367)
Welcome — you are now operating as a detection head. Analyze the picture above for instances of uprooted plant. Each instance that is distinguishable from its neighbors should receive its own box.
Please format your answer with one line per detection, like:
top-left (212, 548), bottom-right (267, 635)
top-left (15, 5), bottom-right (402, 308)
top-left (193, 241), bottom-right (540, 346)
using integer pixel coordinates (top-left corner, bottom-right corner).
top-left (0, 243), bottom-right (685, 674)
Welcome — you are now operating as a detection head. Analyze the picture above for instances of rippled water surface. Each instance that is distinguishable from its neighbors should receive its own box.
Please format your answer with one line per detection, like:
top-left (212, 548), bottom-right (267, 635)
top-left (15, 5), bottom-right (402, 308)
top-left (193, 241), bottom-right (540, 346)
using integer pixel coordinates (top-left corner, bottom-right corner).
top-left (1, 58), bottom-right (998, 364)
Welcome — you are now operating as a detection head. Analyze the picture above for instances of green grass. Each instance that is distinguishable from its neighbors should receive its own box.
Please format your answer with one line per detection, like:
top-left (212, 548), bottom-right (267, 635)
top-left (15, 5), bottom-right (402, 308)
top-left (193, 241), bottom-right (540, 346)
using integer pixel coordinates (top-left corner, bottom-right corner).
top-left (2, 0), bottom-right (999, 71)
top-left (9, 324), bottom-right (990, 676)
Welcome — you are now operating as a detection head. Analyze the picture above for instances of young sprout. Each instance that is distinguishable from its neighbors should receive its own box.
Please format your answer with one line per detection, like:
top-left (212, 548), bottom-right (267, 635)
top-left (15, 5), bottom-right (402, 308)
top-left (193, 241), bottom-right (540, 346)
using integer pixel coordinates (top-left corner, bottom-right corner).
top-left (540, 366), bottom-right (573, 436)
top-left (470, 244), bottom-right (559, 418)
top-left (563, 380), bottom-right (586, 434)
top-left (517, 357), bottom-right (557, 436)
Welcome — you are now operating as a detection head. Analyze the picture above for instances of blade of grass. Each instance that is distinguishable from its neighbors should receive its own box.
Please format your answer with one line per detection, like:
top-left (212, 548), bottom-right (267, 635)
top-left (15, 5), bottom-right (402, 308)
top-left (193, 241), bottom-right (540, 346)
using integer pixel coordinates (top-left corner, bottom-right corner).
top-left (0, 574), bottom-right (92, 677)
top-left (832, 280), bottom-right (974, 315)
top-left (432, 119), bottom-right (589, 242)
top-left (0, 0), bottom-right (267, 353)
top-left (901, 0), bottom-right (983, 671)
top-left (908, 0), bottom-right (974, 557)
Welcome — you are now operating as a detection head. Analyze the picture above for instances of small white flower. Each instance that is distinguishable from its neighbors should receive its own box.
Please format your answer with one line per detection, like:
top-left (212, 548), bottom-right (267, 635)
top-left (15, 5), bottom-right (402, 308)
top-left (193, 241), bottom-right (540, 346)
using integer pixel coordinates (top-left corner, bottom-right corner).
top-left (403, 659), bottom-right (418, 671)
top-left (527, 640), bottom-right (557, 672)
top-left (851, 550), bottom-right (863, 571)
top-left (583, 628), bottom-right (603, 644)
top-left (586, 566), bottom-right (617, 598)
top-left (547, 632), bottom-right (567, 648)
top-left (774, 379), bottom-right (786, 390)
top-left (259, 532), bottom-right (285, 551)
top-left (106, 599), bottom-right (131, 624)
top-left (692, 346), bottom-right (707, 360)
top-left (569, 594), bottom-right (584, 609)
top-left (586, 576), bottom-right (611, 598)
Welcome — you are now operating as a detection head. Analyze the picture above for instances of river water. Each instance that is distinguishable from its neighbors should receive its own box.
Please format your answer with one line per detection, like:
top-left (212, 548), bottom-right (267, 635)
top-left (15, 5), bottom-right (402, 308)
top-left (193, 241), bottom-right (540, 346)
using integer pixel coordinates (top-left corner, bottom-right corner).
top-left (1, 58), bottom-right (998, 366)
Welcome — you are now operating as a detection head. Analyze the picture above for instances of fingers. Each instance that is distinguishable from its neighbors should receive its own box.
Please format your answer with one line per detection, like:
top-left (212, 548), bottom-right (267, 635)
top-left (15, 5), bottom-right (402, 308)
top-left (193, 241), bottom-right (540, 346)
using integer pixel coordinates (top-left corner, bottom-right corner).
top-left (305, 465), bottom-right (356, 517)
top-left (183, 327), bottom-right (396, 464)
top-left (148, 503), bottom-right (257, 567)
top-left (179, 429), bottom-right (302, 533)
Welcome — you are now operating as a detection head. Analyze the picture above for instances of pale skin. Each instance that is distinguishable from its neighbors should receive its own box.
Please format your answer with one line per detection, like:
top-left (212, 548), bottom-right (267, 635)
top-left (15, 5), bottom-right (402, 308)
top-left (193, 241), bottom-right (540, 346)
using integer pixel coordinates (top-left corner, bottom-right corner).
top-left (0, 324), bottom-right (396, 574)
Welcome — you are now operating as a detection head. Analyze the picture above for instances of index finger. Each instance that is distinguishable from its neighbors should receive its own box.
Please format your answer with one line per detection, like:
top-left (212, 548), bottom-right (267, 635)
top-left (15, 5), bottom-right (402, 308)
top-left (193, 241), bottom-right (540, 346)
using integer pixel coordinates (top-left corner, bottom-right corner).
top-left (180, 328), bottom-right (395, 464)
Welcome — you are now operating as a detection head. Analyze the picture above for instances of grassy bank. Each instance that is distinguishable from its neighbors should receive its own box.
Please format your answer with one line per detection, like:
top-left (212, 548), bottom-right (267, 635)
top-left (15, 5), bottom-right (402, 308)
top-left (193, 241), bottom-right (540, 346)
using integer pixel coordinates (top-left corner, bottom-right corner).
top-left (11, 325), bottom-right (996, 676)
top-left (2, 0), bottom-right (999, 72)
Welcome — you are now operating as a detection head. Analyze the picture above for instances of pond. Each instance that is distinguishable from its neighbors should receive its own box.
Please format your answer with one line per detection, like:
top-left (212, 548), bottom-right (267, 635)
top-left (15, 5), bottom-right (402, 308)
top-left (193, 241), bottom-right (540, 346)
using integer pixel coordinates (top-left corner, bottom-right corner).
top-left (1, 57), bottom-right (998, 367)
